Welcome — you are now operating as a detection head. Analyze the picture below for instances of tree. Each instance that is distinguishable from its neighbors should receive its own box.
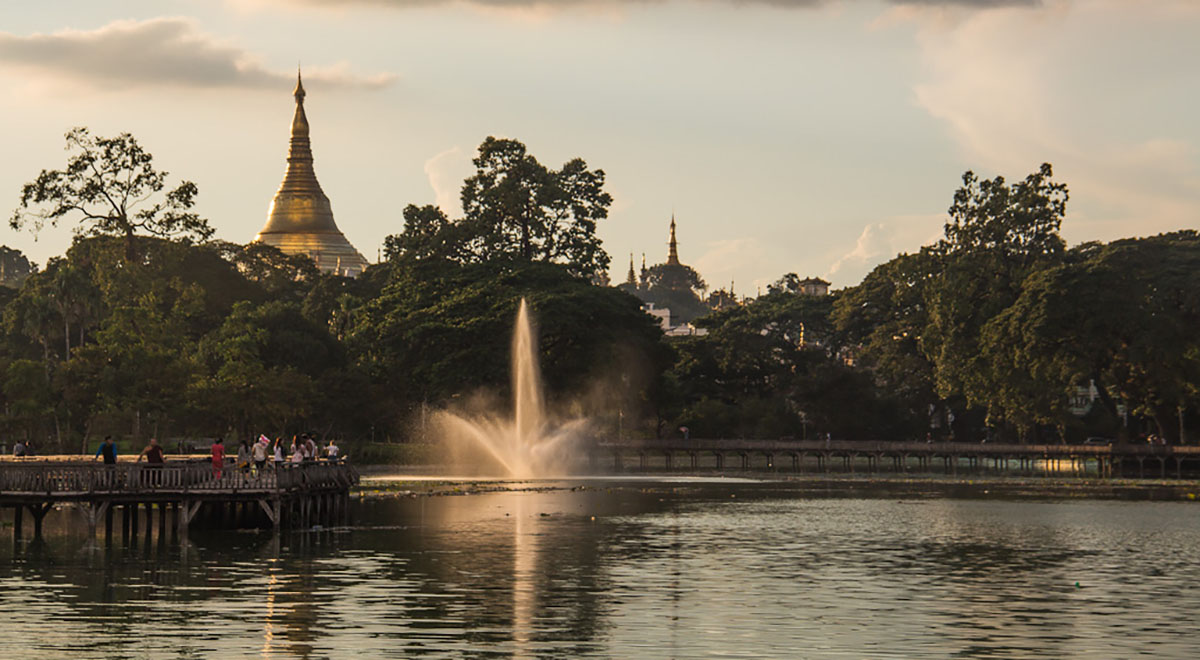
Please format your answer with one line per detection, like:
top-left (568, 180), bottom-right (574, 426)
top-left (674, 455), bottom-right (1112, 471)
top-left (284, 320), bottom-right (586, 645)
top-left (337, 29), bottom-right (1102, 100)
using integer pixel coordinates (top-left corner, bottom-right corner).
top-left (383, 204), bottom-right (473, 264)
top-left (344, 260), bottom-right (666, 432)
top-left (189, 301), bottom-right (339, 436)
top-left (922, 164), bottom-right (1068, 437)
top-left (641, 262), bottom-right (708, 324)
top-left (987, 232), bottom-right (1200, 443)
top-left (11, 128), bottom-right (213, 262)
top-left (217, 241), bottom-right (320, 303)
top-left (0, 247), bottom-right (34, 288)
top-left (68, 291), bottom-right (198, 444)
top-left (388, 137), bottom-right (612, 279)
top-left (665, 291), bottom-right (917, 440)
top-left (941, 162), bottom-right (1067, 262)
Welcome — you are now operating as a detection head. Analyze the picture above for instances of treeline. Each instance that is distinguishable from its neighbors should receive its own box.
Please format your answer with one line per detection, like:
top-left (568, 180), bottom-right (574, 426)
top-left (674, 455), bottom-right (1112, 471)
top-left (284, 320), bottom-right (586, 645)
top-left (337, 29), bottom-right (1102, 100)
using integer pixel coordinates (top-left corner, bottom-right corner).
top-left (0, 235), bottom-right (664, 452)
top-left (832, 166), bottom-right (1200, 444)
top-left (621, 165), bottom-right (1200, 444)
top-left (1, 129), bottom-right (1196, 451)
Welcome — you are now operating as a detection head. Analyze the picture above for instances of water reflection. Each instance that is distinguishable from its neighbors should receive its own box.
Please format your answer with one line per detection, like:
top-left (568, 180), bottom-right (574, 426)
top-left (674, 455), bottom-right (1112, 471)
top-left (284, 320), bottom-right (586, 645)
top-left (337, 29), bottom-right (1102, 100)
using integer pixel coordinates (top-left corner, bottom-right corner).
top-left (1, 482), bottom-right (1199, 658)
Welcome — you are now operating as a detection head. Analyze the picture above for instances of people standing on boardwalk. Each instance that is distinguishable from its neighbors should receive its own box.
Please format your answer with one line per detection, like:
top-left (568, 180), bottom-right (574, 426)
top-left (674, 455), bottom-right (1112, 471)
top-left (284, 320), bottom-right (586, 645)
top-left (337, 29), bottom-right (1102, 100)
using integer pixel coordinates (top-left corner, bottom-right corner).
top-left (211, 438), bottom-right (226, 478)
top-left (252, 435), bottom-right (268, 474)
top-left (94, 436), bottom-right (118, 464)
top-left (236, 439), bottom-right (252, 474)
top-left (304, 435), bottom-right (318, 462)
top-left (12, 439), bottom-right (27, 457)
top-left (273, 437), bottom-right (285, 468)
top-left (137, 438), bottom-right (165, 463)
top-left (325, 439), bottom-right (340, 463)
top-left (290, 442), bottom-right (305, 464)
top-left (137, 438), bottom-right (165, 486)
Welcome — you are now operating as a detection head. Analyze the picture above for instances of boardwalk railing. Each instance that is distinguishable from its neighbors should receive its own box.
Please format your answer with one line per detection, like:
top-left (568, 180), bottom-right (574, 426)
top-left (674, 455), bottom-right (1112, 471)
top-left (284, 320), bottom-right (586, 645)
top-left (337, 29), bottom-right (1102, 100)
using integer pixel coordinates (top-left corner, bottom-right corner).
top-left (596, 439), bottom-right (1200, 478)
top-left (599, 439), bottom-right (1200, 456)
top-left (0, 460), bottom-right (358, 499)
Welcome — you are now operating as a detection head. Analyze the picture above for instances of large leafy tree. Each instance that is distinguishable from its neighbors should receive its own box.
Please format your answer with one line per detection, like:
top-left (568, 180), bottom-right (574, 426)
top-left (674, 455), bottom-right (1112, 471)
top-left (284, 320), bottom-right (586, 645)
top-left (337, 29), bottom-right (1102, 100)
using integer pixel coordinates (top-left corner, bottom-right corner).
top-left (11, 128), bottom-right (213, 262)
top-left (188, 301), bottom-right (341, 437)
top-left (383, 204), bottom-right (474, 264)
top-left (345, 260), bottom-right (666, 433)
top-left (987, 232), bottom-right (1200, 443)
top-left (923, 163), bottom-right (1068, 437)
top-left (834, 250), bottom-right (940, 411)
top-left (667, 290), bottom-right (917, 440)
top-left (387, 137), bottom-right (612, 279)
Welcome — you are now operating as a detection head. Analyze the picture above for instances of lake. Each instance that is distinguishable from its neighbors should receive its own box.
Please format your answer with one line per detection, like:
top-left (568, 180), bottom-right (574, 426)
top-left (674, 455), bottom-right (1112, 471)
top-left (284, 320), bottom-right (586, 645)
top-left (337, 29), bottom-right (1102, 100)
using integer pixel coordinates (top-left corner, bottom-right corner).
top-left (2, 476), bottom-right (1198, 658)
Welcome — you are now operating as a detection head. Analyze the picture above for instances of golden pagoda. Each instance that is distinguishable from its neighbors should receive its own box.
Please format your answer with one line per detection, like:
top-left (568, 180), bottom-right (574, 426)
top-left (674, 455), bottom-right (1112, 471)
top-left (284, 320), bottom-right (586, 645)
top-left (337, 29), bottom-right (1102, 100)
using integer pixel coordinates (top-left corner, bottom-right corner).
top-left (255, 71), bottom-right (369, 276)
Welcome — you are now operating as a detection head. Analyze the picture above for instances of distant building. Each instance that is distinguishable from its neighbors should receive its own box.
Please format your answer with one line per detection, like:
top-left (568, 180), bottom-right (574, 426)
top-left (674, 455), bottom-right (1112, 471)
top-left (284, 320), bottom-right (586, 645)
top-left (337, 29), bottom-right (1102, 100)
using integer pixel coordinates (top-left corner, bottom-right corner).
top-left (705, 283), bottom-right (740, 311)
top-left (642, 302), bottom-right (707, 337)
top-left (644, 302), bottom-right (671, 329)
top-left (798, 277), bottom-right (830, 296)
top-left (625, 215), bottom-right (710, 324)
top-left (254, 71), bottom-right (370, 277)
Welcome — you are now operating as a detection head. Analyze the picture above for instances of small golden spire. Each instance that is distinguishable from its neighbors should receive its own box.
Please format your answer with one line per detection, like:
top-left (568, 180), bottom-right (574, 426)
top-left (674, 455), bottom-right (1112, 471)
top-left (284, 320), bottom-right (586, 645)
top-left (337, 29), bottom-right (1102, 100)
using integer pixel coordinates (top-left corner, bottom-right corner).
top-left (294, 67), bottom-right (306, 104)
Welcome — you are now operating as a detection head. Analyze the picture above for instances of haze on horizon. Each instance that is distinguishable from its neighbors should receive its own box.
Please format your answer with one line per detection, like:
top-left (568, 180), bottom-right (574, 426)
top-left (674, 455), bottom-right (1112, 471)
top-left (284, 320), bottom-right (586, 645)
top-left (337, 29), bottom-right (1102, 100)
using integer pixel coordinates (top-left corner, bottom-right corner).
top-left (0, 0), bottom-right (1196, 292)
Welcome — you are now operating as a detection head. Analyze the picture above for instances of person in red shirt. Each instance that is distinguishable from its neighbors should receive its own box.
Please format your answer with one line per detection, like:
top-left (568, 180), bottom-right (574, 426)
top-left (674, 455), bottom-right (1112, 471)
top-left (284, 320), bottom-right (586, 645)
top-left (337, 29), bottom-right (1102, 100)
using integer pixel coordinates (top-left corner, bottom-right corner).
top-left (211, 438), bottom-right (226, 479)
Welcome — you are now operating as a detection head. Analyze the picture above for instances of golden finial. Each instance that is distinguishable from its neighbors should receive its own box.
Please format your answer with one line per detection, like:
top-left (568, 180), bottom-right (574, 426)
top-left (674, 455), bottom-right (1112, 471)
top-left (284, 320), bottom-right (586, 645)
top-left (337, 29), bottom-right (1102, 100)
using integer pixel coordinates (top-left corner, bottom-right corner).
top-left (294, 66), bottom-right (306, 104)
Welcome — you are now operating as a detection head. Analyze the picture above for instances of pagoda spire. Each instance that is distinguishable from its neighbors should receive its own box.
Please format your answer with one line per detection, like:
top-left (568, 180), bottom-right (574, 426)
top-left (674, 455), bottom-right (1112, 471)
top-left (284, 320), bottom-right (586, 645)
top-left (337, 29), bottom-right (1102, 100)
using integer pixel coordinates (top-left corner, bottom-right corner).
top-left (294, 66), bottom-right (306, 103)
top-left (276, 67), bottom-right (322, 199)
top-left (667, 213), bottom-right (681, 266)
top-left (256, 71), bottom-right (370, 276)
top-left (625, 253), bottom-right (637, 286)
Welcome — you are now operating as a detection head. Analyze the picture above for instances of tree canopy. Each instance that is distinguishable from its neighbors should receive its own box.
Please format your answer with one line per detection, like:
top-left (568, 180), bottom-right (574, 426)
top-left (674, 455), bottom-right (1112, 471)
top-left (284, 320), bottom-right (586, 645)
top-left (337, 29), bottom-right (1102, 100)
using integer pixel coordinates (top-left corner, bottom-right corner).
top-left (3, 133), bottom-right (1197, 451)
top-left (11, 128), bottom-right (214, 262)
top-left (386, 137), bottom-right (612, 279)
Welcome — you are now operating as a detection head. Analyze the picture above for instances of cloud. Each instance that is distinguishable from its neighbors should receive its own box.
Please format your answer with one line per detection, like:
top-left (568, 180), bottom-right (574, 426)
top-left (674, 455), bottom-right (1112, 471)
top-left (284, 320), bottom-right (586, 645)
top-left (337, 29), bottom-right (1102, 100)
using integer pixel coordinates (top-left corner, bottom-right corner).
top-left (0, 17), bottom-right (394, 90)
top-left (423, 147), bottom-right (473, 216)
top-left (905, 1), bottom-right (1200, 244)
top-left (827, 215), bottom-right (943, 284)
top-left (692, 237), bottom-right (767, 291)
top-left (828, 223), bottom-right (890, 279)
top-left (247, 0), bottom-right (1036, 11)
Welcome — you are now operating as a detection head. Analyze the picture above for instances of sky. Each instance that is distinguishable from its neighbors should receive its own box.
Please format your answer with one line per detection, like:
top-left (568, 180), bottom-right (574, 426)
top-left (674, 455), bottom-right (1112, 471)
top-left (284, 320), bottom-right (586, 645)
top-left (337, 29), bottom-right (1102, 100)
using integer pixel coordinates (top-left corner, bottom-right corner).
top-left (0, 0), bottom-right (1196, 293)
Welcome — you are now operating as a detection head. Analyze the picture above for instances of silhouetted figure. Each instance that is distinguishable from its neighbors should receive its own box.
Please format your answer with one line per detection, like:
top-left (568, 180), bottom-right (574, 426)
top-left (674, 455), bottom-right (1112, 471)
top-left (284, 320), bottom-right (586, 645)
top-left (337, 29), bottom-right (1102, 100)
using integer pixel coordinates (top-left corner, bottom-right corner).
top-left (95, 436), bottom-right (118, 465)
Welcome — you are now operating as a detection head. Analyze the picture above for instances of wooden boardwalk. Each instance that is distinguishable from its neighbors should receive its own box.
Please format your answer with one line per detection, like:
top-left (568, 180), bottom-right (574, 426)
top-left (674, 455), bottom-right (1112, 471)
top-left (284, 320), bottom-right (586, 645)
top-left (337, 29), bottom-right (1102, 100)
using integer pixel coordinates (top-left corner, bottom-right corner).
top-left (597, 439), bottom-right (1200, 479)
top-left (0, 459), bottom-right (359, 540)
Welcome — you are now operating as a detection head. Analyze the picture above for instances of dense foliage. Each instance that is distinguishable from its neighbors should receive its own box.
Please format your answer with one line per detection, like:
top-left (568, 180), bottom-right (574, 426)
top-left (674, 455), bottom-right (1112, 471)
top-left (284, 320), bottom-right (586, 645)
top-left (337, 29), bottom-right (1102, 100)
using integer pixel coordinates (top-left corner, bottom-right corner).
top-left (2, 133), bottom-right (1197, 451)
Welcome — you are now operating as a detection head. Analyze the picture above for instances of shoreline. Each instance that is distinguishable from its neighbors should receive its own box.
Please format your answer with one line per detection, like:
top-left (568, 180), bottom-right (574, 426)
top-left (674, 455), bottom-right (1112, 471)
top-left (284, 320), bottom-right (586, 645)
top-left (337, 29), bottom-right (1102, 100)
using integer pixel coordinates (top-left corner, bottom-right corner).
top-left (355, 469), bottom-right (1200, 502)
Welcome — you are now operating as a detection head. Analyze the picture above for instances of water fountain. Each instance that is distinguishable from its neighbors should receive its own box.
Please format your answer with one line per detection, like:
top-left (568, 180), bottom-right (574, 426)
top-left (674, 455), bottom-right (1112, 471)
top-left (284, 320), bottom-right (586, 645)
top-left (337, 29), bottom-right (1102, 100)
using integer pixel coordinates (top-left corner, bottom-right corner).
top-left (433, 299), bottom-right (591, 477)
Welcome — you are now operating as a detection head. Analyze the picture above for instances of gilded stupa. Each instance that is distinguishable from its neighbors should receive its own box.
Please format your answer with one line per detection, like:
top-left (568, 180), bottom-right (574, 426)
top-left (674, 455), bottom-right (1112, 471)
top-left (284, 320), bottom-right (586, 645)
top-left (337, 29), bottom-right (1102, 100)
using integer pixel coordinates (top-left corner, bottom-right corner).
top-left (255, 71), bottom-right (369, 276)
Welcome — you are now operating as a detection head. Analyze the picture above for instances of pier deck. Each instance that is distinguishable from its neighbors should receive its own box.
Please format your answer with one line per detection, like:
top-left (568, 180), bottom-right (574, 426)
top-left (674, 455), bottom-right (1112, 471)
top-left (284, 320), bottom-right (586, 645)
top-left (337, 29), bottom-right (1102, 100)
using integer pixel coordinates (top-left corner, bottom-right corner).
top-left (0, 460), bottom-right (359, 540)
top-left (597, 439), bottom-right (1200, 479)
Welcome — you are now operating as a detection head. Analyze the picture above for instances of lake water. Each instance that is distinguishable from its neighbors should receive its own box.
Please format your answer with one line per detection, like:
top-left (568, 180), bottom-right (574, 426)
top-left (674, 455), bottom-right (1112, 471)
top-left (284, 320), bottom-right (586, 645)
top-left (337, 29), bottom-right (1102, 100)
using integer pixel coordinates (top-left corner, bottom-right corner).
top-left (2, 477), bottom-right (1198, 658)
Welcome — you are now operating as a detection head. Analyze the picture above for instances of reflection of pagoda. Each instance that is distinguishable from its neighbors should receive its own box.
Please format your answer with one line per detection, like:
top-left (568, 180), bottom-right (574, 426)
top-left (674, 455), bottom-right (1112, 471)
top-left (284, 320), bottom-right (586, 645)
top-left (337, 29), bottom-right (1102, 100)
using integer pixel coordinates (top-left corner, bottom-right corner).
top-left (255, 71), bottom-right (369, 277)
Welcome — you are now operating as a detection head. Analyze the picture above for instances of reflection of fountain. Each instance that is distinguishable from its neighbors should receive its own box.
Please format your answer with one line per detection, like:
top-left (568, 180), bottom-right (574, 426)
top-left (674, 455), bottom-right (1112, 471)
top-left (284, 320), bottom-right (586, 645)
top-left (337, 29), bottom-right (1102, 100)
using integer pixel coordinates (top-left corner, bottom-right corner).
top-left (435, 299), bottom-right (590, 478)
top-left (511, 495), bottom-right (536, 658)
